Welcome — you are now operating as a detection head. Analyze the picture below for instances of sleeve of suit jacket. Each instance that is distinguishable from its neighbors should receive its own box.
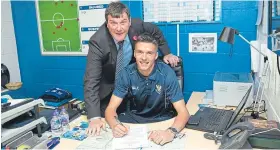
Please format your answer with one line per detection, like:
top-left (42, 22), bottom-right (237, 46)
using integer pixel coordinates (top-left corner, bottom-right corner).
top-left (84, 40), bottom-right (103, 119)
top-left (141, 20), bottom-right (171, 56)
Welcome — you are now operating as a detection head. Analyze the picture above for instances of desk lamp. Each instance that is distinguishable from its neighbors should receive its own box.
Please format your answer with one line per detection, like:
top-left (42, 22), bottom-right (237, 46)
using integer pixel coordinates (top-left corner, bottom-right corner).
top-left (218, 27), bottom-right (269, 119)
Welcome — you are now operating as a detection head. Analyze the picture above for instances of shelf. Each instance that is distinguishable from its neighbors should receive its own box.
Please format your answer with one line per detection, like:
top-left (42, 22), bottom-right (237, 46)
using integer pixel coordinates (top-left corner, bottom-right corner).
top-left (1, 98), bottom-right (46, 146)
top-left (1, 99), bottom-right (45, 124)
top-left (1, 117), bottom-right (47, 145)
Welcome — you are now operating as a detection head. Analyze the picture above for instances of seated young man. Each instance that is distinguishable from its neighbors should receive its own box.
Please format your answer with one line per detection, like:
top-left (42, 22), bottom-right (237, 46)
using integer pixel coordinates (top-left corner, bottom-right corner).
top-left (105, 33), bottom-right (190, 145)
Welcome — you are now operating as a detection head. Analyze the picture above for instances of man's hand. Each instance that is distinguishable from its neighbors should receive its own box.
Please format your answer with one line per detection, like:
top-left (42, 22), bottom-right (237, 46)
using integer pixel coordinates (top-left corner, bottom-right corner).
top-left (112, 124), bottom-right (130, 138)
top-left (148, 130), bottom-right (175, 145)
top-left (86, 118), bottom-right (106, 136)
top-left (163, 54), bottom-right (179, 67)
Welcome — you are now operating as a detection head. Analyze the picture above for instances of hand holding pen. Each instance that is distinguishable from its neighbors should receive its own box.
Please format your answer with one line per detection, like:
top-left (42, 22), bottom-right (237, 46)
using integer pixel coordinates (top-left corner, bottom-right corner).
top-left (112, 116), bottom-right (130, 138)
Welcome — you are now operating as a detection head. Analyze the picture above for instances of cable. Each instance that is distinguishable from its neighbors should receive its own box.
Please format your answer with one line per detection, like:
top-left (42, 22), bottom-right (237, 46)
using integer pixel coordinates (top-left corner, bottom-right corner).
top-left (260, 100), bottom-right (267, 112)
top-left (251, 128), bottom-right (280, 136)
top-left (238, 100), bottom-right (267, 122)
top-left (238, 109), bottom-right (251, 123)
top-left (238, 103), bottom-right (256, 122)
top-left (277, 55), bottom-right (280, 75)
top-left (244, 100), bottom-right (267, 114)
top-left (268, 1), bottom-right (272, 35)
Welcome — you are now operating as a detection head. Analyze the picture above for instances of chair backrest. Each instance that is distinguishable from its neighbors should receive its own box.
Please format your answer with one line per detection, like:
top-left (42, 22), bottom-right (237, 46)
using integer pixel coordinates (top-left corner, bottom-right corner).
top-left (169, 57), bottom-right (184, 92)
top-left (157, 56), bottom-right (184, 92)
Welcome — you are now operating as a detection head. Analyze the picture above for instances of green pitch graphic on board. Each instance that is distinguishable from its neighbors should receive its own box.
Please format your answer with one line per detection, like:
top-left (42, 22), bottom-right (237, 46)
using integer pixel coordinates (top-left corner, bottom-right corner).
top-left (38, 0), bottom-right (81, 52)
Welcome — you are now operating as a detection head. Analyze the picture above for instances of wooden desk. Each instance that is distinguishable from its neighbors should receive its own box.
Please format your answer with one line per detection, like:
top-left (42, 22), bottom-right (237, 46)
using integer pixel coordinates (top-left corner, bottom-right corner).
top-left (55, 92), bottom-right (220, 149)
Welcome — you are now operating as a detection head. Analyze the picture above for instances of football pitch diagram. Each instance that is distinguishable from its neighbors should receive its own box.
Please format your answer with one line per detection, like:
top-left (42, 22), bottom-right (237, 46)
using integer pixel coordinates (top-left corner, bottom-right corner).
top-left (37, 0), bottom-right (81, 54)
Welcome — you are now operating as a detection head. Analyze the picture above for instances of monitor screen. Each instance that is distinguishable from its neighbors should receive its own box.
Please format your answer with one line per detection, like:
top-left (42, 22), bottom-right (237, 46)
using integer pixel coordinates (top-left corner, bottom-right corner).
top-left (226, 86), bottom-right (252, 129)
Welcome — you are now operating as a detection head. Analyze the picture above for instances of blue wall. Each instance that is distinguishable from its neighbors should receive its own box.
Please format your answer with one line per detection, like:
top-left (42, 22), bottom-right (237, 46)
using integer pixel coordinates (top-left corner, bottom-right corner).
top-left (11, 1), bottom-right (257, 101)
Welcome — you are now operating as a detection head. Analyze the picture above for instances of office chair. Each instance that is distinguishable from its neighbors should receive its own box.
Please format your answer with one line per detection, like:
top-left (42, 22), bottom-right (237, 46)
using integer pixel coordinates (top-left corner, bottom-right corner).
top-left (1, 64), bottom-right (10, 89)
top-left (154, 56), bottom-right (184, 92)
top-left (170, 57), bottom-right (184, 92)
top-left (125, 56), bottom-right (184, 111)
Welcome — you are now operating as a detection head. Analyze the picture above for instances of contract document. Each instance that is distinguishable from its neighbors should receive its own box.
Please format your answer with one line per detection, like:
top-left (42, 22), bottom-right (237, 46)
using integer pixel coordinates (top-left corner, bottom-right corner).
top-left (112, 125), bottom-right (149, 149)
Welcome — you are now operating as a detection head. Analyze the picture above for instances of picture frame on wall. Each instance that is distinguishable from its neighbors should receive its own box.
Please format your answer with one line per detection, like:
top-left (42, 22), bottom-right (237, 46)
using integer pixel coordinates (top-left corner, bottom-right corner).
top-left (189, 33), bottom-right (217, 53)
top-left (272, 30), bottom-right (280, 51)
top-left (275, 39), bottom-right (280, 50)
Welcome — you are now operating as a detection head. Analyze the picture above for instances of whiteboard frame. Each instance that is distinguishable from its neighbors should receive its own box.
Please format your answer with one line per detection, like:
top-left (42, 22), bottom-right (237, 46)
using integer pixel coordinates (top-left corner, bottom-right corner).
top-left (142, 0), bottom-right (222, 24)
top-left (35, 0), bottom-right (84, 56)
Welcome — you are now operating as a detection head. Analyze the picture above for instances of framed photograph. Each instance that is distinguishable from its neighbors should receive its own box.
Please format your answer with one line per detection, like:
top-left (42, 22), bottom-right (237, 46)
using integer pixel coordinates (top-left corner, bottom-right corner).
top-left (272, 30), bottom-right (280, 51)
top-left (274, 39), bottom-right (280, 50)
top-left (189, 33), bottom-right (217, 53)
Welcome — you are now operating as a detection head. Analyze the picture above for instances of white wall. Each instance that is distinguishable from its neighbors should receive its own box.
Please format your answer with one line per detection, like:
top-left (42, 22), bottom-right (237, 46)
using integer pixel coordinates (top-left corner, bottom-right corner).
top-left (263, 50), bottom-right (280, 122)
top-left (1, 1), bottom-right (21, 82)
top-left (256, 1), bottom-right (280, 122)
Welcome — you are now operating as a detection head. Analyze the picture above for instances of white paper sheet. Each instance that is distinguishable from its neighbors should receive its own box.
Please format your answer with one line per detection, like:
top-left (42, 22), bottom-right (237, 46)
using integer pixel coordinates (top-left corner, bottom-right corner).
top-left (76, 130), bottom-right (113, 150)
top-left (112, 125), bottom-right (149, 150)
top-left (144, 135), bottom-right (187, 150)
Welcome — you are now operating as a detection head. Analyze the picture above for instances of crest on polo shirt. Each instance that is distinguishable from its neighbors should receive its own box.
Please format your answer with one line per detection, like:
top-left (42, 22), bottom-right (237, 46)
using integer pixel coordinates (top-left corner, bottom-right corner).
top-left (155, 84), bottom-right (162, 94)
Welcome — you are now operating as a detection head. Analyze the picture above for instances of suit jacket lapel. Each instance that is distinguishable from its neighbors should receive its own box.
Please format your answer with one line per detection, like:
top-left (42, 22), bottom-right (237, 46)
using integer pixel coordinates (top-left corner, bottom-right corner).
top-left (105, 26), bottom-right (118, 63)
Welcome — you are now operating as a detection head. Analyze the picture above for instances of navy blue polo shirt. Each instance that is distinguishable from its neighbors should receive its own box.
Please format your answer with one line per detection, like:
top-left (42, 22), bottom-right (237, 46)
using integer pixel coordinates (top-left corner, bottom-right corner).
top-left (113, 61), bottom-right (184, 118)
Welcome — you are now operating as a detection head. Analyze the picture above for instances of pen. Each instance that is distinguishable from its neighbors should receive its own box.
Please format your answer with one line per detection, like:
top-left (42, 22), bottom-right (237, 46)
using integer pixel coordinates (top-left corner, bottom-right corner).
top-left (114, 116), bottom-right (127, 132)
top-left (178, 133), bottom-right (186, 139)
top-left (103, 126), bottom-right (108, 132)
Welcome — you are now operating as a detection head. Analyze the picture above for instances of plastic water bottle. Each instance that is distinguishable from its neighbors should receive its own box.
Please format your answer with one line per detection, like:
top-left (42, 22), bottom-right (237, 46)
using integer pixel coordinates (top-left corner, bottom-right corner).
top-left (50, 109), bottom-right (62, 135)
top-left (60, 107), bottom-right (70, 132)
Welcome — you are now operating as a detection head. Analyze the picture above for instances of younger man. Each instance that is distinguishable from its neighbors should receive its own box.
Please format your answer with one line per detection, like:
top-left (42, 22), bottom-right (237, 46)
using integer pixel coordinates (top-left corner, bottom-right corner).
top-left (105, 33), bottom-right (190, 145)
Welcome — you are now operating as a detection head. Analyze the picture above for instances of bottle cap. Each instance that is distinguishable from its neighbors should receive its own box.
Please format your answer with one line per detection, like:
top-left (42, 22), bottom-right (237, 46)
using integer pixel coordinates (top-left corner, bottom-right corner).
top-left (53, 109), bottom-right (59, 116)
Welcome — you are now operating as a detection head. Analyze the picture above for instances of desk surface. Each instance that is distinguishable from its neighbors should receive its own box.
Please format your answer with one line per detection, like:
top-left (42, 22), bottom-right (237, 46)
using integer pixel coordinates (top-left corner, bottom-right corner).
top-left (55, 92), bottom-right (220, 149)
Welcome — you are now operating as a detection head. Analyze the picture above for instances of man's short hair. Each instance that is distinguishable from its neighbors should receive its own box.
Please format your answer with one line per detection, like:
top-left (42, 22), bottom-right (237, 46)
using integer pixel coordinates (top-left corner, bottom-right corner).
top-left (105, 2), bottom-right (130, 22)
top-left (135, 33), bottom-right (159, 48)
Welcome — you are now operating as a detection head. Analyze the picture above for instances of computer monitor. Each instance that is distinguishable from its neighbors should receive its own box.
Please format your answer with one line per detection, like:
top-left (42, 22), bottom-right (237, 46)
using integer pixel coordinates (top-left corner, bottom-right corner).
top-left (226, 86), bottom-right (252, 129)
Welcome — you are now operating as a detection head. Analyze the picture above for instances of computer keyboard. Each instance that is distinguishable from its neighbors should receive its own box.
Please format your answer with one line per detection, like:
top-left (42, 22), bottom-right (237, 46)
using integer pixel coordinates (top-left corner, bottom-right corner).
top-left (186, 107), bottom-right (234, 133)
top-left (202, 109), bottom-right (232, 132)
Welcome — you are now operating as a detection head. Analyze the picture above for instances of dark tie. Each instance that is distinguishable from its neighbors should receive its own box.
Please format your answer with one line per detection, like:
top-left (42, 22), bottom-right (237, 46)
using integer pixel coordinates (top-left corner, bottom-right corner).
top-left (115, 41), bottom-right (124, 79)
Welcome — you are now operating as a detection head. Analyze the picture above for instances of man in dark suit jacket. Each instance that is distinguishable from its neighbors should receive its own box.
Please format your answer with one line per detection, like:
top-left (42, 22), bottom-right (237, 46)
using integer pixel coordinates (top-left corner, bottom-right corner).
top-left (84, 1), bottom-right (179, 136)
